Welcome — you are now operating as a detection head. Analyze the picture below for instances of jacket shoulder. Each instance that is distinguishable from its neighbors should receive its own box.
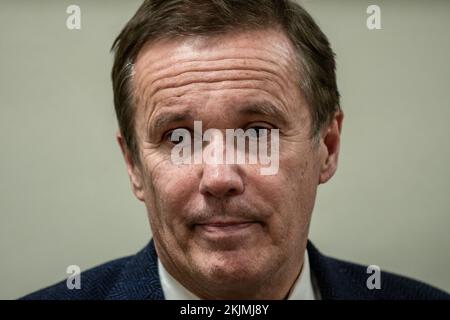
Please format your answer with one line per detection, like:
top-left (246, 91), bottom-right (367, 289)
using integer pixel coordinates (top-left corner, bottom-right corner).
top-left (20, 256), bottom-right (132, 300)
top-left (307, 242), bottom-right (450, 300)
top-left (329, 256), bottom-right (448, 299)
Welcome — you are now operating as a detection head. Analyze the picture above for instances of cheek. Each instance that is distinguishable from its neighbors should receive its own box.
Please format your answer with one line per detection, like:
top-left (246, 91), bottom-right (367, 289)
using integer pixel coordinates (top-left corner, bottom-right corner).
top-left (281, 139), bottom-right (321, 194)
top-left (260, 151), bottom-right (318, 239)
top-left (143, 160), bottom-right (198, 229)
top-left (284, 155), bottom-right (318, 211)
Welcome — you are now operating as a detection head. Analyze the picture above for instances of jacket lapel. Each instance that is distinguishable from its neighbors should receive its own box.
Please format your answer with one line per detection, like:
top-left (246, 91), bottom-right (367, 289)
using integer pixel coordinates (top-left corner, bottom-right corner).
top-left (307, 241), bottom-right (364, 299)
top-left (105, 239), bottom-right (164, 300)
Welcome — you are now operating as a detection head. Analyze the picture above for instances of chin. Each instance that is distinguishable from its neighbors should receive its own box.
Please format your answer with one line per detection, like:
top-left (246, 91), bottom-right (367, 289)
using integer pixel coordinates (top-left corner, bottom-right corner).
top-left (195, 250), bottom-right (269, 285)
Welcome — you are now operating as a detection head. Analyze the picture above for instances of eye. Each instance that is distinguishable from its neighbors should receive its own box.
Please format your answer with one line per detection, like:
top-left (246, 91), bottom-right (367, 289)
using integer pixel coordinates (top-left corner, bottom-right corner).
top-left (163, 128), bottom-right (191, 145)
top-left (245, 124), bottom-right (273, 139)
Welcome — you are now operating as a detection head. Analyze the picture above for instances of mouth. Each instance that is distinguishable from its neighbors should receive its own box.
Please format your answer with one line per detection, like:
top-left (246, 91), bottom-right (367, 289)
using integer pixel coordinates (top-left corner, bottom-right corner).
top-left (195, 220), bottom-right (261, 238)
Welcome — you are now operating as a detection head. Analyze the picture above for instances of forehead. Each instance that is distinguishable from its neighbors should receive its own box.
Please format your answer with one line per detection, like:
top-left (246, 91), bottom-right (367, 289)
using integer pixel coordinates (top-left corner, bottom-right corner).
top-left (134, 28), bottom-right (298, 71)
top-left (132, 28), bottom-right (302, 120)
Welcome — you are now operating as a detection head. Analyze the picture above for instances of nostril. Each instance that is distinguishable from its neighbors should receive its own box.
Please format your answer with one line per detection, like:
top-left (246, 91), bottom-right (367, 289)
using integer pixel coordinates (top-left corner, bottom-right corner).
top-left (227, 188), bottom-right (239, 196)
top-left (199, 165), bottom-right (245, 198)
top-left (201, 185), bottom-right (240, 199)
top-left (200, 180), bottom-right (244, 199)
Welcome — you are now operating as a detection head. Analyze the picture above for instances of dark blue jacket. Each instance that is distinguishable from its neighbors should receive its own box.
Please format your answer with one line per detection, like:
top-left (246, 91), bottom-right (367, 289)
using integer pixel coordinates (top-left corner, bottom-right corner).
top-left (21, 240), bottom-right (449, 300)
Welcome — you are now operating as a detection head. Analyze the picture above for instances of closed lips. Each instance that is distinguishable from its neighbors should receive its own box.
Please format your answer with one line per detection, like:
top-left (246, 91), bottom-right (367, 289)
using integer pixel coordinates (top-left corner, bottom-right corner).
top-left (197, 221), bottom-right (257, 232)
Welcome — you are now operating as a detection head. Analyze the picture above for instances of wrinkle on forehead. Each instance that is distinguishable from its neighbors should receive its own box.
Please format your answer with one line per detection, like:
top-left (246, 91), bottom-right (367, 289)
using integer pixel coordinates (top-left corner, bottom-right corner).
top-left (135, 27), bottom-right (297, 71)
top-left (131, 29), bottom-right (303, 132)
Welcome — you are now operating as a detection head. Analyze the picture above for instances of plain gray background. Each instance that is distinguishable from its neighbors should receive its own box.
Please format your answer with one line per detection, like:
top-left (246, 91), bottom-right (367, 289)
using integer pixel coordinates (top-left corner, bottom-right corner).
top-left (1, 0), bottom-right (449, 299)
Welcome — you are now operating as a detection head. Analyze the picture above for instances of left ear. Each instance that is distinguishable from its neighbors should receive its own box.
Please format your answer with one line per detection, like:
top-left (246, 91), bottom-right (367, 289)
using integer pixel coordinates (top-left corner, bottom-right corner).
top-left (319, 110), bottom-right (344, 184)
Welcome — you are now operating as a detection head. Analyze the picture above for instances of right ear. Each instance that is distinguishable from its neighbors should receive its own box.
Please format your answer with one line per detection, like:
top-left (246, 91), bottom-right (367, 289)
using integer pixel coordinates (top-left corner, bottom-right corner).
top-left (116, 131), bottom-right (145, 202)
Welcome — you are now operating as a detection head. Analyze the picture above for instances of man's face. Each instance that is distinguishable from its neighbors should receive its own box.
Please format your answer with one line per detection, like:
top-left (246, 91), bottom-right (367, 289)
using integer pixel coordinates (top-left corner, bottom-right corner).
top-left (120, 28), bottom-right (341, 298)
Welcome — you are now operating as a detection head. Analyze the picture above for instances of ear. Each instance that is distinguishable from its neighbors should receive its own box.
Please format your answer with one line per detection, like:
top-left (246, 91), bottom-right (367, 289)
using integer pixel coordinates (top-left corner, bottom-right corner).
top-left (319, 111), bottom-right (344, 184)
top-left (116, 131), bottom-right (145, 202)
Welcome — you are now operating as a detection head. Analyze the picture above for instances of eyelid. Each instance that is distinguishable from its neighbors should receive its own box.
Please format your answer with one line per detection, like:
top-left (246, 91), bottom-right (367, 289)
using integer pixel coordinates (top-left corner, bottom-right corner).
top-left (245, 121), bottom-right (276, 130)
top-left (162, 127), bottom-right (196, 144)
top-left (243, 123), bottom-right (277, 140)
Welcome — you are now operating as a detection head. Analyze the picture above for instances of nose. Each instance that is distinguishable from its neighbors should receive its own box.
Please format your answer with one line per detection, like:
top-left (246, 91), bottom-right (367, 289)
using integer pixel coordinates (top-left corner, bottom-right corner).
top-left (199, 164), bottom-right (245, 199)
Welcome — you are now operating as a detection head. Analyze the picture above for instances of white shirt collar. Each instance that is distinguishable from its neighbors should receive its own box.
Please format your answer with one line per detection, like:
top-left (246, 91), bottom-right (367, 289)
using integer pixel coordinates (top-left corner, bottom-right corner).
top-left (158, 249), bottom-right (318, 300)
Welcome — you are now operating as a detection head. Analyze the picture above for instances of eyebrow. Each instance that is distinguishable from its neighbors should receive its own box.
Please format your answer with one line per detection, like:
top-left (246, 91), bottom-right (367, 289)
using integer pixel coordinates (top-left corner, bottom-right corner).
top-left (148, 101), bottom-right (289, 135)
top-left (151, 111), bottom-right (194, 131)
top-left (239, 102), bottom-right (289, 127)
